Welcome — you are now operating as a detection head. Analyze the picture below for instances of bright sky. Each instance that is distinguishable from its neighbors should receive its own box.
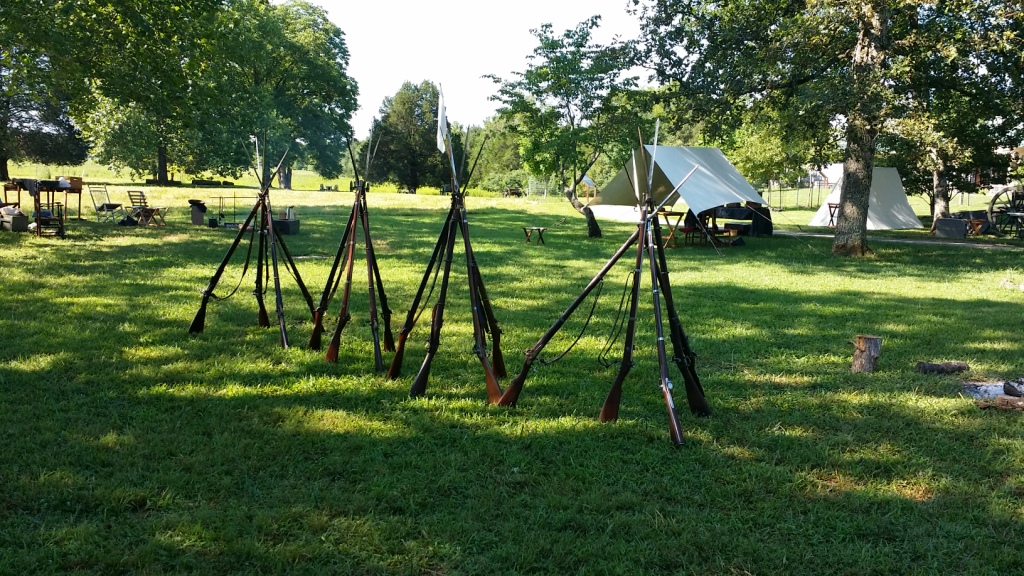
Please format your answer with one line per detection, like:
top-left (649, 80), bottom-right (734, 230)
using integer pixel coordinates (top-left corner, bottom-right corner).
top-left (313, 0), bottom-right (642, 138)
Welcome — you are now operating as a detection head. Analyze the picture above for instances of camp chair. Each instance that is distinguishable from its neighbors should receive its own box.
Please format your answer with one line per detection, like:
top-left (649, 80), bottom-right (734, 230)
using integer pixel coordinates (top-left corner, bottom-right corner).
top-left (127, 190), bottom-right (167, 226)
top-left (681, 209), bottom-right (708, 246)
top-left (3, 182), bottom-right (21, 208)
top-left (88, 184), bottom-right (126, 222)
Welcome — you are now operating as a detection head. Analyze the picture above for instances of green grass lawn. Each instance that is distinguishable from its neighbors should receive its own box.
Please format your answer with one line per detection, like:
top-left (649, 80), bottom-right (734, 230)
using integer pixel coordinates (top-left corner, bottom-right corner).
top-left (2, 188), bottom-right (1023, 574)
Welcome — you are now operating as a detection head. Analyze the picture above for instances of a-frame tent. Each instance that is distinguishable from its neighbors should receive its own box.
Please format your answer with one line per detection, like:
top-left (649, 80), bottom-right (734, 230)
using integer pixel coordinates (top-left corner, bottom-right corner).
top-left (589, 145), bottom-right (769, 214)
top-left (809, 167), bottom-right (923, 230)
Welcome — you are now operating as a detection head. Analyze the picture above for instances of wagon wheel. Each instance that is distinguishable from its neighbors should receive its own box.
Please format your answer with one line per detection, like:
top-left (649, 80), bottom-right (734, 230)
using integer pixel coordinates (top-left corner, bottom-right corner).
top-left (987, 187), bottom-right (1024, 237)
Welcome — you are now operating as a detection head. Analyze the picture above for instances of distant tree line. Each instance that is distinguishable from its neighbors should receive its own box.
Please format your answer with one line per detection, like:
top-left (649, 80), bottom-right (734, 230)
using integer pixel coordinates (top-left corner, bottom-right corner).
top-left (4, 1), bottom-right (1022, 256)
top-left (1, 0), bottom-right (357, 185)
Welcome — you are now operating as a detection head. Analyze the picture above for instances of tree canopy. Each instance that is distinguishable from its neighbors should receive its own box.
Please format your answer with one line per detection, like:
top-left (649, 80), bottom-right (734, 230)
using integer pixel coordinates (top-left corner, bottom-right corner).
top-left (366, 81), bottom-right (464, 193)
top-left (488, 16), bottom-right (644, 237)
top-left (1, 0), bottom-right (357, 185)
top-left (636, 0), bottom-right (1024, 256)
top-left (0, 44), bottom-right (89, 180)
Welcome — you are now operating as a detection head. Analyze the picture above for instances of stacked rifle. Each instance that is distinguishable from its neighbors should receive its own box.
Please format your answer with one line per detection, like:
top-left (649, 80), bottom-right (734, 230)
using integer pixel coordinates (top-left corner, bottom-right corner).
top-left (188, 112), bottom-right (710, 444)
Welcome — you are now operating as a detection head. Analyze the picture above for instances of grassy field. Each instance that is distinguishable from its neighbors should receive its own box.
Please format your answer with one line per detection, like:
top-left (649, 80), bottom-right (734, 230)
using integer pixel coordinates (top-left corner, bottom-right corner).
top-left (2, 184), bottom-right (1023, 574)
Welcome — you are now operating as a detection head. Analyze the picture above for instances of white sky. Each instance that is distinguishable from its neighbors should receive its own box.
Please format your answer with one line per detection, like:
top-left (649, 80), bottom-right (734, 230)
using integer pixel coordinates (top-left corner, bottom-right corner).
top-left (313, 0), bottom-right (642, 138)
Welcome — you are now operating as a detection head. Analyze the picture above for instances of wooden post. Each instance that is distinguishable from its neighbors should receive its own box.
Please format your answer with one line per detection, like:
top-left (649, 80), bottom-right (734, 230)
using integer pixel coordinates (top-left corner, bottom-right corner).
top-left (851, 335), bottom-right (882, 373)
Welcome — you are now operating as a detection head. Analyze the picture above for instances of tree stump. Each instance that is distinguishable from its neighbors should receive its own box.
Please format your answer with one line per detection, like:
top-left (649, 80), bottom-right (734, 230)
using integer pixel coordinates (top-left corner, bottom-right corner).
top-left (851, 335), bottom-right (882, 373)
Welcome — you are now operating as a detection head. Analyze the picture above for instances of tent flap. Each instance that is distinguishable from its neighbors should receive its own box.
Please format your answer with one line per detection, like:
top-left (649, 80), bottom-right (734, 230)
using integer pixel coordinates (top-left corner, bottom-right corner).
top-left (589, 146), bottom-right (768, 216)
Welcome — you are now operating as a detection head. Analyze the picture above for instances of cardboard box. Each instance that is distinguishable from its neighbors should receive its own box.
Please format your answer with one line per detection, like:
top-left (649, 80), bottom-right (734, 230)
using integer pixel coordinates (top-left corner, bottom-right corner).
top-left (272, 218), bottom-right (300, 235)
top-left (934, 217), bottom-right (967, 239)
top-left (2, 213), bottom-right (29, 232)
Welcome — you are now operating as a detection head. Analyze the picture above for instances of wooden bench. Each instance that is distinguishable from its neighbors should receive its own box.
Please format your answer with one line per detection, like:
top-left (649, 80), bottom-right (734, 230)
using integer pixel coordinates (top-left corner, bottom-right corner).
top-left (522, 226), bottom-right (546, 244)
top-left (503, 188), bottom-right (524, 198)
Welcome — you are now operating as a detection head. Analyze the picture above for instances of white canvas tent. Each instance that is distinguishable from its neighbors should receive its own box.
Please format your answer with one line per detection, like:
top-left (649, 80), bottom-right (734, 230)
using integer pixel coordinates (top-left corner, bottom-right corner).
top-left (588, 146), bottom-right (768, 220)
top-left (808, 167), bottom-right (923, 230)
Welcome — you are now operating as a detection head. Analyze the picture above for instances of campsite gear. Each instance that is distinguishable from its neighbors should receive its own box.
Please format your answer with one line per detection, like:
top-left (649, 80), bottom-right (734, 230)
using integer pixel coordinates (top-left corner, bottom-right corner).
top-left (499, 130), bottom-right (711, 445)
top-left (309, 141), bottom-right (395, 374)
top-left (386, 113), bottom-right (504, 404)
top-left (127, 190), bottom-right (167, 226)
top-left (88, 185), bottom-right (126, 222)
top-left (986, 185), bottom-right (1024, 238)
top-left (808, 167), bottom-right (923, 230)
top-left (189, 140), bottom-right (316, 349)
top-left (590, 146), bottom-right (769, 215)
top-left (589, 146), bottom-right (772, 242)
top-left (189, 199), bottom-right (207, 225)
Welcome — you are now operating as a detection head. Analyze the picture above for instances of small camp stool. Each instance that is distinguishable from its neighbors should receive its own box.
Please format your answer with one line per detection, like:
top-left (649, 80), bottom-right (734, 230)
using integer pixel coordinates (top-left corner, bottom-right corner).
top-left (523, 226), bottom-right (547, 244)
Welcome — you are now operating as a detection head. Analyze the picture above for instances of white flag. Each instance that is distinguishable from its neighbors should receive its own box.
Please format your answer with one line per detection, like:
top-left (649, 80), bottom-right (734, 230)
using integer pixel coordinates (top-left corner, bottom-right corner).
top-left (436, 90), bottom-right (448, 153)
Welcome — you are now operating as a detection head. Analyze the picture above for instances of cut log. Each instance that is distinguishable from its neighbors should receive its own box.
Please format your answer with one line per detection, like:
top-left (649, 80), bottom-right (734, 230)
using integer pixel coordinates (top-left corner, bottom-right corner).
top-left (851, 335), bottom-right (882, 373)
top-left (976, 394), bottom-right (1024, 411)
top-left (915, 361), bottom-right (970, 374)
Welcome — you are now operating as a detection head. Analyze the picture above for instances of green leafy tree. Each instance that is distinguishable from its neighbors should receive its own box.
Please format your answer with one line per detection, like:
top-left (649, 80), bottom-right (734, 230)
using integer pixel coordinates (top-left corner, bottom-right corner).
top-left (472, 116), bottom-right (523, 191)
top-left (722, 108), bottom-right (833, 190)
top-left (637, 1), bottom-right (1024, 256)
top-left (367, 81), bottom-right (462, 193)
top-left (0, 46), bottom-right (89, 180)
top-left (488, 16), bottom-right (643, 237)
top-left (185, 0), bottom-right (357, 185)
top-left (879, 3), bottom-right (1023, 222)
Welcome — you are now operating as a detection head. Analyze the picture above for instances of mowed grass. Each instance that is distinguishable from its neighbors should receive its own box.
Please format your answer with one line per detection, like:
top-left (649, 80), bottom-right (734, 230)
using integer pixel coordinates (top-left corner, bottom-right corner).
top-left (2, 188), bottom-right (1023, 575)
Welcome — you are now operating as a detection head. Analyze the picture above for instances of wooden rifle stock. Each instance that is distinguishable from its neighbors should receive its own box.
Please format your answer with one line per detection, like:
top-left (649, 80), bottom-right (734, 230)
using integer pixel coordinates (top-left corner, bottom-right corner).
top-left (454, 204), bottom-right (503, 402)
top-left (308, 206), bottom-right (356, 350)
top-left (599, 213), bottom-right (647, 423)
top-left (472, 265), bottom-right (505, 378)
top-left (359, 201), bottom-right (385, 372)
top-left (362, 207), bottom-right (395, 352)
top-left (188, 295), bottom-right (209, 334)
top-left (385, 209), bottom-right (454, 379)
top-left (189, 199), bottom-right (263, 334)
top-left (650, 215), bottom-right (711, 417)
top-left (498, 227), bottom-right (642, 407)
top-left (386, 332), bottom-right (408, 379)
top-left (324, 311), bottom-right (350, 362)
top-left (254, 215), bottom-right (271, 327)
top-left (645, 219), bottom-right (685, 445)
top-left (409, 218), bottom-right (458, 396)
top-left (410, 302), bottom-right (443, 397)
top-left (325, 211), bottom-right (359, 362)
top-left (662, 383), bottom-right (685, 445)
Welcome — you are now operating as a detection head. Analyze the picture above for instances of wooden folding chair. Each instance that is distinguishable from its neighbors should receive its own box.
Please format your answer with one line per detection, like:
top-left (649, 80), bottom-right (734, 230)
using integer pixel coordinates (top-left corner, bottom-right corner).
top-left (88, 184), bottom-right (126, 222)
top-left (127, 190), bottom-right (167, 226)
top-left (3, 182), bottom-right (21, 208)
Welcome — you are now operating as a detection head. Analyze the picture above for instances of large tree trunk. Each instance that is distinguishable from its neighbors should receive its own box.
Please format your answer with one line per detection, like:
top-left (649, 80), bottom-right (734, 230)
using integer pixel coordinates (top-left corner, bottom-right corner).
top-left (563, 186), bottom-right (601, 238)
top-left (0, 156), bottom-right (9, 181)
top-left (156, 142), bottom-right (169, 184)
top-left (834, 115), bottom-right (875, 256)
top-left (277, 166), bottom-right (292, 190)
top-left (930, 150), bottom-right (951, 230)
top-left (832, 2), bottom-right (889, 257)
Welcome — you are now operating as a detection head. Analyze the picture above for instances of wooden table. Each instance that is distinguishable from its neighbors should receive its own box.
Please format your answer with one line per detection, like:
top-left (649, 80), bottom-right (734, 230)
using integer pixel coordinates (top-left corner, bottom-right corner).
top-left (827, 203), bottom-right (840, 227)
top-left (522, 226), bottom-right (547, 244)
top-left (658, 210), bottom-right (687, 247)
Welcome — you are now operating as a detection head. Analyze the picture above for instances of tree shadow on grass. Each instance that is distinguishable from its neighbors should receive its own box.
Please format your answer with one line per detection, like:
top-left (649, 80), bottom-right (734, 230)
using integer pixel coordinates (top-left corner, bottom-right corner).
top-left (3, 201), bottom-right (1024, 573)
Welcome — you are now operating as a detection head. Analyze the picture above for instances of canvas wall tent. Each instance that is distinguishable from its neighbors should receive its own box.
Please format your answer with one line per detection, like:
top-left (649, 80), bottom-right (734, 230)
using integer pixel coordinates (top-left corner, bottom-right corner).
top-left (587, 146), bottom-right (769, 221)
top-left (808, 167), bottom-right (923, 230)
